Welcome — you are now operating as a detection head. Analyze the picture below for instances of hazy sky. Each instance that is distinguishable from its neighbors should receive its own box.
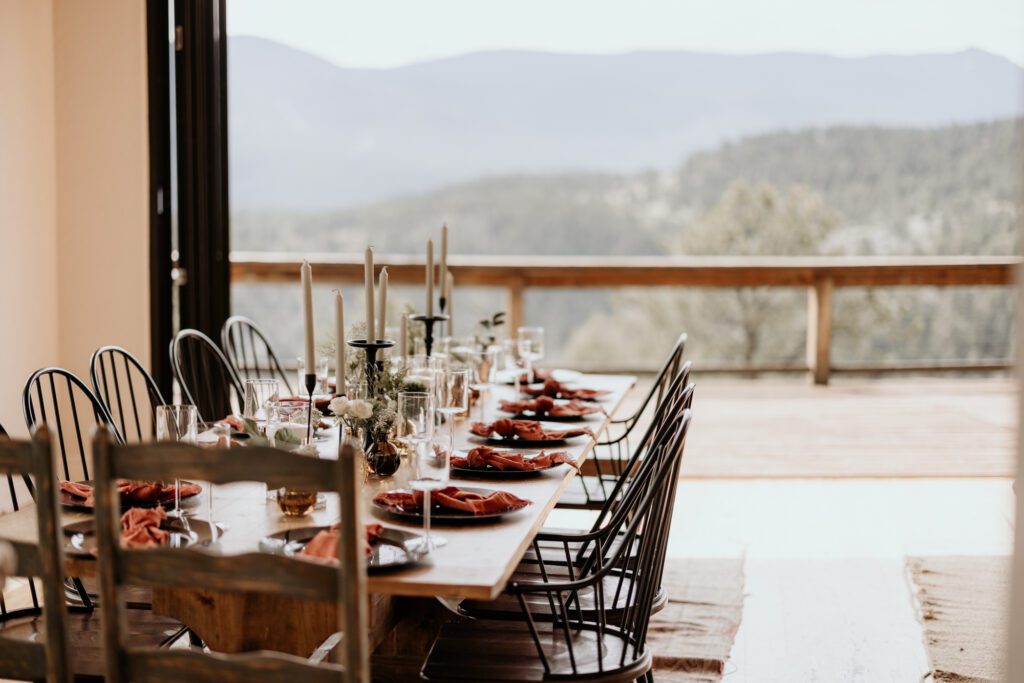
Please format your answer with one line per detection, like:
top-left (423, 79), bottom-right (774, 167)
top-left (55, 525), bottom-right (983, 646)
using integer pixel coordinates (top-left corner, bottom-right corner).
top-left (227, 0), bottom-right (1024, 68)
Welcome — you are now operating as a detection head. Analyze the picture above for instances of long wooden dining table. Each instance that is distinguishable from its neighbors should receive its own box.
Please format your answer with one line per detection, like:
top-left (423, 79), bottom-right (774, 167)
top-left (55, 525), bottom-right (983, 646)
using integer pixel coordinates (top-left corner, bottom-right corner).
top-left (0, 371), bottom-right (635, 668)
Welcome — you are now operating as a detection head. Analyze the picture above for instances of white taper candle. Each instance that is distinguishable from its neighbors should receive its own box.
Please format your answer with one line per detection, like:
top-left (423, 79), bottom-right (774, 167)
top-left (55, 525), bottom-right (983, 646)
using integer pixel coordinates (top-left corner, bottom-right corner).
top-left (364, 247), bottom-right (375, 342)
top-left (334, 290), bottom-right (346, 396)
top-left (399, 313), bottom-right (408, 359)
top-left (301, 261), bottom-right (316, 384)
top-left (377, 267), bottom-right (389, 341)
top-left (426, 239), bottom-right (434, 317)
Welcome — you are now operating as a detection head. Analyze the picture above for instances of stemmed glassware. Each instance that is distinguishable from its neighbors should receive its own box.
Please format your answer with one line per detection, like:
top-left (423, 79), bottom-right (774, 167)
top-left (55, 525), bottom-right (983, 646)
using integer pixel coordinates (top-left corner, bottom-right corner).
top-left (436, 368), bottom-right (470, 462)
top-left (517, 326), bottom-right (545, 385)
top-left (502, 339), bottom-right (527, 392)
top-left (243, 379), bottom-right (279, 426)
top-left (155, 405), bottom-right (197, 540)
top-left (397, 392), bottom-right (442, 552)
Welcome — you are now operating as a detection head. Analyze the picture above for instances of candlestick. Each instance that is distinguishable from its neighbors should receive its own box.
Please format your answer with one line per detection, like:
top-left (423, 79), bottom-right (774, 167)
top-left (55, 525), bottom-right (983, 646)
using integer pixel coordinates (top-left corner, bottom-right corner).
top-left (446, 271), bottom-right (454, 337)
top-left (411, 314), bottom-right (449, 357)
top-left (426, 239), bottom-right (434, 317)
top-left (334, 290), bottom-right (345, 397)
top-left (377, 267), bottom-right (388, 341)
top-left (300, 261), bottom-right (315, 373)
top-left (440, 224), bottom-right (448, 308)
top-left (399, 313), bottom-right (408, 359)
top-left (364, 247), bottom-right (375, 343)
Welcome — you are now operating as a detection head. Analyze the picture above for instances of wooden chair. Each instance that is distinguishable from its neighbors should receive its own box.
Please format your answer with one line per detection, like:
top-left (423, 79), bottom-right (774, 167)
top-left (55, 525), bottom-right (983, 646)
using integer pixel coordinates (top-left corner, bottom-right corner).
top-left (169, 329), bottom-right (244, 423)
top-left (0, 426), bottom-right (70, 683)
top-left (92, 428), bottom-right (369, 683)
top-left (557, 359), bottom-right (691, 510)
top-left (221, 315), bottom-right (295, 395)
top-left (422, 411), bottom-right (693, 682)
top-left (90, 345), bottom-right (168, 444)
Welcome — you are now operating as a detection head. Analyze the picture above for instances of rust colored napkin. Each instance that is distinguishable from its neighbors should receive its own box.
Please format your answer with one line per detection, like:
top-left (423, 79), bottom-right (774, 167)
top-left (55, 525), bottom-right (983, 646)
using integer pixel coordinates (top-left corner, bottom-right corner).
top-left (374, 487), bottom-right (529, 516)
top-left (451, 446), bottom-right (577, 472)
top-left (59, 480), bottom-right (202, 508)
top-left (120, 507), bottom-right (170, 548)
top-left (469, 419), bottom-right (593, 442)
top-left (523, 379), bottom-right (610, 401)
top-left (299, 523), bottom-right (384, 561)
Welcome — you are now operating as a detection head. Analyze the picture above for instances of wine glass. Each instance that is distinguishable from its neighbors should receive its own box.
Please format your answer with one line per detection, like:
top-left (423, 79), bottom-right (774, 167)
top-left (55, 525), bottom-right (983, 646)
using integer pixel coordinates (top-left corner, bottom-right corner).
top-left (297, 356), bottom-right (329, 397)
top-left (397, 392), bottom-right (442, 552)
top-left (517, 327), bottom-right (545, 384)
top-left (243, 379), bottom-right (279, 425)
top-left (502, 339), bottom-right (527, 392)
top-left (436, 368), bottom-right (470, 462)
top-left (155, 404), bottom-right (197, 533)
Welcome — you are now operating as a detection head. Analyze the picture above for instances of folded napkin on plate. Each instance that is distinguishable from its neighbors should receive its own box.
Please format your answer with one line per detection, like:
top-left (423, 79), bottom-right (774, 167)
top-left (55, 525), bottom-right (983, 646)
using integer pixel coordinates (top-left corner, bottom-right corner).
top-left (515, 369), bottom-right (552, 384)
top-left (60, 480), bottom-right (202, 508)
top-left (451, 446), bottom-right (577, 472)
top-left (298, 523), bottom-right (384, 561)
top-left (120, 507), bottom-right (169, 548)
top-left (499, 396), bottom-right (603, 418)
top-left (523, 379), bottom-right (610, 401)
top-left (469, 419), bottom-right (593, 442)
top-left (374, 487), bottom-right (529, 515)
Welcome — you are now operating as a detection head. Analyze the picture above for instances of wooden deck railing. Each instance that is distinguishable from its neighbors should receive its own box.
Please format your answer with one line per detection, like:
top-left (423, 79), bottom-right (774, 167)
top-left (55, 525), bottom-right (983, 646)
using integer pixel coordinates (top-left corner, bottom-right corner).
top-left (231, 252), bottom-right (1020, 384)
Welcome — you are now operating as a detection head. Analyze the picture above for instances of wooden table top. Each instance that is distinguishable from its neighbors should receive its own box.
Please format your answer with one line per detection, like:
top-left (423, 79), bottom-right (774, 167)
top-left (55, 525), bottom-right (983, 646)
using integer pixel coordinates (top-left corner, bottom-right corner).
top-left (0, 373), bottom-right (635, 602)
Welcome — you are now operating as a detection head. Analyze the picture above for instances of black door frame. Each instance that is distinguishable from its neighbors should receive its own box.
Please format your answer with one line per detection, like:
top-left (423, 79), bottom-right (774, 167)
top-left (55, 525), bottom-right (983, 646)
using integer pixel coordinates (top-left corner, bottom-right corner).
top-left (147, 0), bottom-right (231, 396)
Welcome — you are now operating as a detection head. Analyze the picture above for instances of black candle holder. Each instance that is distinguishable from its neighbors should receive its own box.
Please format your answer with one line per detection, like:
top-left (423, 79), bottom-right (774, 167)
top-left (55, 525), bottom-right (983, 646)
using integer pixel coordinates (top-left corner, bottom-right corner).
top-left (303, 372), bottom-right (317, 445)
top-left (346, 339), bottom-right (396, 396)
top-left (410, 314), bottom-right (449, 357)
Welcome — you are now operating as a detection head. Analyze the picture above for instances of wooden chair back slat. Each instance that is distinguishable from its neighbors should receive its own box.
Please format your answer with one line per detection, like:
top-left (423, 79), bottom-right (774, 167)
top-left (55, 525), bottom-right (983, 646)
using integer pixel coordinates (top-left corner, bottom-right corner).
top-left (123, 648), bottom-right (344, 683)
top-left (0, 427), bottom-right (71, 683)
top-left (93, 428), bottom-right (367, 682)
top-left (104, 441), bottom-right (337, 489)
top-left (117, 551), bottom-right (339, 602)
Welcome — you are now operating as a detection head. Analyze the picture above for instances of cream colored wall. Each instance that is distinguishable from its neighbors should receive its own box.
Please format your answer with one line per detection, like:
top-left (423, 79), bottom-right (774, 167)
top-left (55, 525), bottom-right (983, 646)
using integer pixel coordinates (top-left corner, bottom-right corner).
top-left (53, 0), bottom-right (151, 380)
top-left (0, 0), bottom-right (59, 437)
top-left (0, 0), bottom-right (150, 436)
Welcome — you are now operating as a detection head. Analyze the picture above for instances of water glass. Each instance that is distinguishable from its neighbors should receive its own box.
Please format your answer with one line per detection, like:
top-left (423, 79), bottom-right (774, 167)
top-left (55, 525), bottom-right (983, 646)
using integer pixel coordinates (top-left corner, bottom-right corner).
top-left (436, 369), bottom-right (470, 460)
top-left (155, 404), bottom-right (197, 524)
top-left (243, 379), bottom-right (279, 423)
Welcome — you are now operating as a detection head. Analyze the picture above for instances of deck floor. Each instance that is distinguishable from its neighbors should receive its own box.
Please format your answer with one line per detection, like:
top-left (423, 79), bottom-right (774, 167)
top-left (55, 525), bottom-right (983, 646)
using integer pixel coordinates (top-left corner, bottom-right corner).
top-left (553, 377), bottom-right (1018, 681)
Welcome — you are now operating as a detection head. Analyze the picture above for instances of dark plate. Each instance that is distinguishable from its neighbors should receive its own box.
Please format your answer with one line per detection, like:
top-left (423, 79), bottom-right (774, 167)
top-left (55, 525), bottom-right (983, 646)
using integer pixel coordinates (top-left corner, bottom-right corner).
top-left (499, 409), bottom-right (601, 422)
top-left (259, 525), bottom-right (422, 572)
top-left (468, 435), bottom-right (574, 448)
top-left (59, 480), bottom-right (201, 513)
top-left (372, 486), bottom-right (531, 522)
top-left (63, 517), bottom-right (207, 556)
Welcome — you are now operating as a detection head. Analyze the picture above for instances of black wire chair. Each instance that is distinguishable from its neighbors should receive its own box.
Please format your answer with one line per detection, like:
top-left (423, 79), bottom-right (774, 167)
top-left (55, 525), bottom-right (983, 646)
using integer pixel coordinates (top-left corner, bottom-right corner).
top-left (557, 357), bottom-right (691, 511)
top-left (461, 375), bottom-right (694, 622)
top-left (221, 315), bottom-right (295, 396)
top-left (422, 410), bottom-right (693, 682)
top-left (90, 345), bottom-right (167, 444)
top-left (170, 328), bottom-right (244, 423)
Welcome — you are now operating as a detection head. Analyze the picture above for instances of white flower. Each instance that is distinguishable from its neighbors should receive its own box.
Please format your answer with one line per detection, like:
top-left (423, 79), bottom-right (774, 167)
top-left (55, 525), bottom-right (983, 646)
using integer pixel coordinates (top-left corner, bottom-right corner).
top-left (329, 396), bottom-right (349, 416)
top-left (348, 399), bottom-right (373, 420)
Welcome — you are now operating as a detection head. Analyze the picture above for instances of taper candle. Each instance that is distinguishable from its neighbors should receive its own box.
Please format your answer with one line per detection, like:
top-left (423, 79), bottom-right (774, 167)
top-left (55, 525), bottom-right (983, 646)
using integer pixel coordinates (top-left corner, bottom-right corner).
top-left (399, 313), bottom-right (408, 358)
top-left (377, 267), bottom-right (389, 341)
top-left (301, 261), bottom-right (316, 381)
top-left (446, 271), bottom-right (455, 336)
top-left (440, 224), bottom-right (448, 304)
top-left (364, 247), bottom-right (375, 342)
top-left (426, 239), bottom-right (434, 317)
top-left (334, 290), bottom-right (345, 396)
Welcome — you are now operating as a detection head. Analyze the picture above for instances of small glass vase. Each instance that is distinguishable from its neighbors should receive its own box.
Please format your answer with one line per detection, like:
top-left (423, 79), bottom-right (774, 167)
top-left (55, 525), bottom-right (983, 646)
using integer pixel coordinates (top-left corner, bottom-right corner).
top-left (364, 430), bottom-right (402, 478)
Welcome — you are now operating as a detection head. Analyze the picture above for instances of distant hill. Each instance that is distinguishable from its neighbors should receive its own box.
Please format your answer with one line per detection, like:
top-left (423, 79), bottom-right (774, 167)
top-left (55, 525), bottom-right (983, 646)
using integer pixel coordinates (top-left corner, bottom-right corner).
top-left (233, 119), bottom-right (1023, 257)
top-left (228, 37), bottom-right (1024, 211)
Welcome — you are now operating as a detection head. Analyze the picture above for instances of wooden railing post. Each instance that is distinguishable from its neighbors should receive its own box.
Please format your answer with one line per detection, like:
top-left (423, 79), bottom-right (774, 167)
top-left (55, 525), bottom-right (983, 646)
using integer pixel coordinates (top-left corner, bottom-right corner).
top-left (507, 278), bottom-right (525, 332)
top-left (806, 276), bottom-right (833, 385)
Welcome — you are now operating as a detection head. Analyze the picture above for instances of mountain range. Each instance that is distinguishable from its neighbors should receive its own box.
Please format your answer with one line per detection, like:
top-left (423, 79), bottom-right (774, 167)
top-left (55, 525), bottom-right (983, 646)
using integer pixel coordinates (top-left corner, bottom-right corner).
top-left (227, 36), bottom-right (1024, 211)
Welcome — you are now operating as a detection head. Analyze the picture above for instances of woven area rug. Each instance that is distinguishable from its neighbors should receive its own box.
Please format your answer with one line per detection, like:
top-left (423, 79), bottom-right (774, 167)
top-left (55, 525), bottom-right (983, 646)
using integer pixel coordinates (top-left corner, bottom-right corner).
top-left (650, 558), bottom-right (745, 682)
top-left (907, 556), bottom-right (1010, 682)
